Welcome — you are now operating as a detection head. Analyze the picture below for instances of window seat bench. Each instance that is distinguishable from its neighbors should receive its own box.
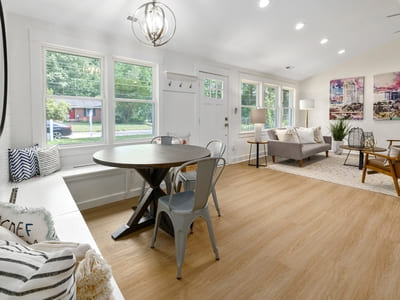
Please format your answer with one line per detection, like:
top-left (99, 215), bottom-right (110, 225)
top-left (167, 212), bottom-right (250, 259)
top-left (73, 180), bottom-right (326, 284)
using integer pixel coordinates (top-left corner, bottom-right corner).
top-left (0, 166), bottom-right (125, 299)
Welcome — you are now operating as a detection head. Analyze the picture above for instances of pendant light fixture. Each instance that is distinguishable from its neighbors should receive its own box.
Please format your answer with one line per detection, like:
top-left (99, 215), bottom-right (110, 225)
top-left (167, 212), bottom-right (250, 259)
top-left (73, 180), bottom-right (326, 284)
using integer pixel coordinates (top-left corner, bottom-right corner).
top-left (127, 1), bottom-right (176, 47)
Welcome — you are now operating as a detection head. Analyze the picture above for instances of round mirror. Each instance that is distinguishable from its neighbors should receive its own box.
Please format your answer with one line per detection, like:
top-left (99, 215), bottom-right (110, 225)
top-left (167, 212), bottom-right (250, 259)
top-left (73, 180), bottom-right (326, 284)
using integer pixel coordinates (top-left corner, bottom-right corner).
top-left (0, 1), bottom-right (8, 137)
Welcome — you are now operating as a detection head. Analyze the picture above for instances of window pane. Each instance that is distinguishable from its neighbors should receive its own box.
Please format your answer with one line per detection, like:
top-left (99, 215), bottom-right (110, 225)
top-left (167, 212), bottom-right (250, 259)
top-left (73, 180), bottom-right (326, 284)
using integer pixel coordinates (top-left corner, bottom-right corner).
top-left (46, 98), bottom-right (103, 145)
top-left (241, 83), bottom-right (257, 106)
top-left (217, 90), bottom-right (222, 99)
top-left (114, 61), bottom-right (152, 100)
top-left (115, 102), bottom-right (153, 140)
top-left (217, 80), bottom-right (223, 89)
top-left (281, 89), bottom-right (293, 127)
top-left (211, 89), bottom-right (217, 98)
top-left (241, 107), bottom-right (255, 131)
top-left (265, 109), bottom-right (276, 129)
top-left (205, 89), bottom-right (210, 98)
top-left (46, 51), bottom-right (101, 98)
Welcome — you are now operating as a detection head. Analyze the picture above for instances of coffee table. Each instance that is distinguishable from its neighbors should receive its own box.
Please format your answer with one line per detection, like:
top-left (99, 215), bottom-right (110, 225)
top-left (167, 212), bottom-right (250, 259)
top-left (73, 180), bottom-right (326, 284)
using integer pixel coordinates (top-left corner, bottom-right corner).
top-left (340, 145), bottom-right (386, 170)
top-left (93, 144), bottom-right (210, 239)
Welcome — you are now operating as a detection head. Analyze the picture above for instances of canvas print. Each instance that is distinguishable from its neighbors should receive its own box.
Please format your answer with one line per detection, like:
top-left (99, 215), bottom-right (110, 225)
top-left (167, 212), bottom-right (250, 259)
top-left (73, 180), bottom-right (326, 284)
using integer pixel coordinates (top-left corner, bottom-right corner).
top-left (373, 72), bottom-right (400, 120)
top-left (329, 77), bottom-right (364, 120)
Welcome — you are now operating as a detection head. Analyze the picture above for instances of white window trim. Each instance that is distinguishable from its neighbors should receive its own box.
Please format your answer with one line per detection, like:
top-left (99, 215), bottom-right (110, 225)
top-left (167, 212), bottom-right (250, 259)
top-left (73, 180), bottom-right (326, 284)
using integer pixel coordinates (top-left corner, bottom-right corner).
top-left (240, 77), bottom-right (296, 133)
top-left (240, 79), bottom-right (259, 133)
top-left (112, 56), bottom-right (158, 145)
top-left (42, 43), bottom-right (107, 148)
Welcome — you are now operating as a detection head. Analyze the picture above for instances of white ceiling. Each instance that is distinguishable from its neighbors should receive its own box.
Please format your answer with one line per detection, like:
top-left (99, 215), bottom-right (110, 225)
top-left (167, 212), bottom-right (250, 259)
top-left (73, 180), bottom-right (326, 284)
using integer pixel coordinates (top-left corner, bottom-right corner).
top-left (4, 0), bottom-right (400, 81)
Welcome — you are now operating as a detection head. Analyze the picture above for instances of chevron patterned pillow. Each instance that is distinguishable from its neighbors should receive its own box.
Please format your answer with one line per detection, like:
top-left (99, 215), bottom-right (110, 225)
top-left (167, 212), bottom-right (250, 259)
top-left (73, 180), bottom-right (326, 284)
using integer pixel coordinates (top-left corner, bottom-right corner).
top-left (8, 144), bottom-right (39, 182)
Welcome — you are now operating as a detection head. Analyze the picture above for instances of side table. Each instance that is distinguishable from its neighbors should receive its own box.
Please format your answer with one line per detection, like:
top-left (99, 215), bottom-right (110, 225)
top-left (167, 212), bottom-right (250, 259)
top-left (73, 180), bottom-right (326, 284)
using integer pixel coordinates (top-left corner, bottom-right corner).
top-left (247, 140), bottom-right (268, 168)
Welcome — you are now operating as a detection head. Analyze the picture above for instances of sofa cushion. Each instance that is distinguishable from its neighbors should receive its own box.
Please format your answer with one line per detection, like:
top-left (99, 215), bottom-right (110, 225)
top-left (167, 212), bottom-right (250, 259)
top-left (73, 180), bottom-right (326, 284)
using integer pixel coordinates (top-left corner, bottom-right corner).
top-left (275, 128), bottom-right (300, 143)
top-left (296, 128), bottom-right (315, 143)
top-left (312, 126), bottom-right (325, 143)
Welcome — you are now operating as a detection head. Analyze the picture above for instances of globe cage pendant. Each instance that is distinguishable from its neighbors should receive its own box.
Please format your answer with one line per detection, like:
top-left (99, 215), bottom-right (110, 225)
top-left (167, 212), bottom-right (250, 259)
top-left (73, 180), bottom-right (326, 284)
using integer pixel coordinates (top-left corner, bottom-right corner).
top-left (127, 1), bottom-right (176, 47)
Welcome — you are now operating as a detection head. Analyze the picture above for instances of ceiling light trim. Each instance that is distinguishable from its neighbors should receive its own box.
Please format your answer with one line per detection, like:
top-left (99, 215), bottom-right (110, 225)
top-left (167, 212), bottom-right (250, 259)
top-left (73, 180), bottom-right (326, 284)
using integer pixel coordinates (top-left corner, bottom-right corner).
top-left (295, 22), bottom-right (305, 30)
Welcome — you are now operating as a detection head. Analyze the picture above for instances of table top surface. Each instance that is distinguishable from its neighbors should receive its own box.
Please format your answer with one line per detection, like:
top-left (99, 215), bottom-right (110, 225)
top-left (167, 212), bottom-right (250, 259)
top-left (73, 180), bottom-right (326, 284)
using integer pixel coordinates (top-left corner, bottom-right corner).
top-left (247, 140), bottom-right (268, 144)
top-left (93, 144), bottom-right (210, 169)
top-left (340, 145), bottom-right (386, 152)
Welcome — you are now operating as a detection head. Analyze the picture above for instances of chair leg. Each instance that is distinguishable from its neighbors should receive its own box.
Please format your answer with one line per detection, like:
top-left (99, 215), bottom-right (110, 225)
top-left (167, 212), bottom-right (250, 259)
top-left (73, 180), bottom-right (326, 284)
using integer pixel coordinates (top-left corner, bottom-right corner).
top-left (151, 211), bottom-right (162, 248)
top-left (174, 226), bottom-right (189, 280)
top-left (326, 151), bottom-right (329, 157)
top-left (204, 210), bottom-right (220, 261)
top-left (299, 160), bottom-right (303, 167)
top-left (361, 154), bottom-right (369, 183)
top-left (272, 156), bottom-right (275, 163)
top-left (212, 187), bottom-right (221, 217)
top-left (392, 176), bottom-right (400, 196)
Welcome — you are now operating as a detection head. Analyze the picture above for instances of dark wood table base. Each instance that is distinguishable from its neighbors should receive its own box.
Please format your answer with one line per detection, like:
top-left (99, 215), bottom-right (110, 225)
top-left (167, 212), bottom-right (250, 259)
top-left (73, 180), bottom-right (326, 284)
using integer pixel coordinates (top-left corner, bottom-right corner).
top-left (111, 168), bottom-right (173, 240)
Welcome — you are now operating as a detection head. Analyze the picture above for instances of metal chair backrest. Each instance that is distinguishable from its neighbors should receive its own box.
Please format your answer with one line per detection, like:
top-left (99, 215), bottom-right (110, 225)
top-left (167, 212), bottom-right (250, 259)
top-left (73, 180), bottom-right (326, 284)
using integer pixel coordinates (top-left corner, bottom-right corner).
top-left (151, 135), bottom-right (183, 145)
top-left (170, 157), bottom-right (226, 211)
top-left (206, 139), bottom-right (226, 158)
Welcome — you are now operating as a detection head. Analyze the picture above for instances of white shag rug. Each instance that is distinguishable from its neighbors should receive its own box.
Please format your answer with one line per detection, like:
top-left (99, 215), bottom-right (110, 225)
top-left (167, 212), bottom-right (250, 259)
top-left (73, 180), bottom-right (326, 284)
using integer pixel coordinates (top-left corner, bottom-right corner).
top-left (267, 153), bottom-right (398, 197)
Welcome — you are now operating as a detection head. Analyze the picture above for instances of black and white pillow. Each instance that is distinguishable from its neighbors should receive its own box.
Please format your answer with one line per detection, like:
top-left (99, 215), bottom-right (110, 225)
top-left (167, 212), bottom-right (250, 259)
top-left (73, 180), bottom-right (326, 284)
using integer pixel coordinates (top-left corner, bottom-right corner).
top-left (0, 240), bottom-right (76, 299)
top-left (8, 144), bottom-right (39, 182)
top-left (37, 145), bottom-right (61, 176)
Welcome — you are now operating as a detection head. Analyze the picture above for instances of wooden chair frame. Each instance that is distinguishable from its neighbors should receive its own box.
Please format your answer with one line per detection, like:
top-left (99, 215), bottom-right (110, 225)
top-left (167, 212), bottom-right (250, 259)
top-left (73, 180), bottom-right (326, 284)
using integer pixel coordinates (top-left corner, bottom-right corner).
top-left (361, 150), bottom-right (400, 196)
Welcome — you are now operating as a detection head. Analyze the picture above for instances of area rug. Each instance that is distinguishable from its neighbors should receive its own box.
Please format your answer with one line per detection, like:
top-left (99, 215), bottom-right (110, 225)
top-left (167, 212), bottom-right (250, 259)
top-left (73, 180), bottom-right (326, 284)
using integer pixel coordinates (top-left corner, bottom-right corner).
top-left (267, 153), bottom-right (398, 197)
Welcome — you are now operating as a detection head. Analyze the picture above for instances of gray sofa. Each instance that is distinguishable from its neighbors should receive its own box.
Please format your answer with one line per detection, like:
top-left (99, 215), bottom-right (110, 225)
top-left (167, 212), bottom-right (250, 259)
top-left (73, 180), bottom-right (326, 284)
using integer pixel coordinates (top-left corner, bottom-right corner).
top-left (266, 128), bottom-right (332, 167)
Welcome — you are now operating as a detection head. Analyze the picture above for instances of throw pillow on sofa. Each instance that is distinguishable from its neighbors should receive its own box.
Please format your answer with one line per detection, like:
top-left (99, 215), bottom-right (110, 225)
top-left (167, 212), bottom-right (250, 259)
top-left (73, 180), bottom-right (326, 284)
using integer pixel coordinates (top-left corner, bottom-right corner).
top-left (275, 127), bottom-right (300, 143)
top-left (296, 127), bottom-right (315, 143)
top-left (312, 126), bottom-right (325, 143)
top-left (37, 145), bottom-right (61, 176)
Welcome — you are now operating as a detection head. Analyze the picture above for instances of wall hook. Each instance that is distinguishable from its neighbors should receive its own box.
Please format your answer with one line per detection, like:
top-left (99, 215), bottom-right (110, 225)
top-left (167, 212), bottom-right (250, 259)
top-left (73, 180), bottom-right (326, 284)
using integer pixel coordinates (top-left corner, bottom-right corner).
top-left (168, 81), bottom-right (172, 86)
top-left (179, 82), bottom-right (183, 88)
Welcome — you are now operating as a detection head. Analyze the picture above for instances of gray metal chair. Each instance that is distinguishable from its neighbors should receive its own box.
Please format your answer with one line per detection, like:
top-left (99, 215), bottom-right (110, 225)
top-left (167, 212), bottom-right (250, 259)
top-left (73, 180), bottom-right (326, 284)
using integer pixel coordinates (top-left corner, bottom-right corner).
top-left (151, 156), bottom-right (226, 279)
top-left (138, 136), bottom-right (183, 200)
top-left (176, 139), bottom-right (226, 216)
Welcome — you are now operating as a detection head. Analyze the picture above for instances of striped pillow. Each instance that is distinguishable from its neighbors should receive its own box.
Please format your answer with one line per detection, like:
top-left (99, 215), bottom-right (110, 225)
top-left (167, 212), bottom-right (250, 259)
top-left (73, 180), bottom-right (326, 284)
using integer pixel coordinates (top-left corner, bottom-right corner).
top-left (8, 145), bottom-right (39, 182)
top-left (0, 240), bottom-right (76, 299)
top-left (37, 145), bottom-right (61, 176)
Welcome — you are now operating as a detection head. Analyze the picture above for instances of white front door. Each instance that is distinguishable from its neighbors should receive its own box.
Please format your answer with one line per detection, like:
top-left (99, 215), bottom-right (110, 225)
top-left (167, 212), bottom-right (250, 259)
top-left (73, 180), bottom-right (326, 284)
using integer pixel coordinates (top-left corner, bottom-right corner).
top-left (198, 72), bottom-right (229, 159)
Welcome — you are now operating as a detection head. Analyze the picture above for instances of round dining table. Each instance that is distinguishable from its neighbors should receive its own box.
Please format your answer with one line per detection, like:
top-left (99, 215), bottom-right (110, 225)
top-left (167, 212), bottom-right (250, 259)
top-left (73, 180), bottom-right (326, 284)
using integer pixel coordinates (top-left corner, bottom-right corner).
top-left (93, 144), bottom-right (210, 240)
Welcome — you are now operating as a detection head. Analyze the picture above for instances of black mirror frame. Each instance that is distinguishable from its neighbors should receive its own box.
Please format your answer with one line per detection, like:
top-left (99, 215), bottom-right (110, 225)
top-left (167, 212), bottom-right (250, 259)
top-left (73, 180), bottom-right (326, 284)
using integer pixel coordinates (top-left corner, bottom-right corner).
top-left (0, 0), bottom-right (7, 137)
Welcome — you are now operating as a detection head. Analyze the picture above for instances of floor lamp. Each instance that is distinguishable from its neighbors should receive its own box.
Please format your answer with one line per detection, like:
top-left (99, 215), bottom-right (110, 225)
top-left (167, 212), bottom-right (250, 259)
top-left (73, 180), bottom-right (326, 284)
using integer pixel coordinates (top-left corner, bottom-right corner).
top-left (250, 108), bottom-right (266, 142)
top-left (299, 99), bottom-right (315, 128)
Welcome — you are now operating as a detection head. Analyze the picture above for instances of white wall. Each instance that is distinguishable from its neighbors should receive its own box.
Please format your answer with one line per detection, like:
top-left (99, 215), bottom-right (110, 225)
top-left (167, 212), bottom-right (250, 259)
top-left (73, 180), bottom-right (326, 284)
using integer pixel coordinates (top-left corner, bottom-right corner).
top-left (298, 38), bottom-right (400, 146)
top-left (5, 13), bottom-right (298, 167)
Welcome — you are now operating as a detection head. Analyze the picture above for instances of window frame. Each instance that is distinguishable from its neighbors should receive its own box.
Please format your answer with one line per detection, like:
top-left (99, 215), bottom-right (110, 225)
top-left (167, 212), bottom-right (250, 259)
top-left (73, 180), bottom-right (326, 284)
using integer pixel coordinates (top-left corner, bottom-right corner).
top-left (240, 79), bottom-right (259, 132)
top-left (43, 44), bottom-right (106, 148)
top-left (280, 86), bottom-right (296, 128)
top-left (112, 56), bottom-right (157, 144)
top-left (240, 77), bottom-right (296, 133)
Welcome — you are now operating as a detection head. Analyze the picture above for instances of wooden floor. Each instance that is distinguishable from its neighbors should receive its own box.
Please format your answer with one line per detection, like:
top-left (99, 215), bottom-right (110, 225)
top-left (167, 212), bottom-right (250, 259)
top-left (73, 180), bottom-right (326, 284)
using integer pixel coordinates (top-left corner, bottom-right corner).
top-left (82, 162), bottom-right (400, 300)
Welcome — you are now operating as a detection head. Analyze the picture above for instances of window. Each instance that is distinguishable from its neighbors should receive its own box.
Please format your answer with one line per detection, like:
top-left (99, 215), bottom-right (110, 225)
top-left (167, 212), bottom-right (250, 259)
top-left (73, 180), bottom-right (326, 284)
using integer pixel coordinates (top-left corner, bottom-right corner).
top-left (281, 88), bottom-right (294, 127)
top-left (240, 78), bottom-right (295, 132)
top-left (241, 81), bottom-right (258, 131)
top-left (263, 85), bottom-right (278, 129)
top-left (114, 60), bottom-right (154, 141)
top-left (45, 49), bottom-right (103, 145)
top-left (204, 78), bottom-right (223, 99)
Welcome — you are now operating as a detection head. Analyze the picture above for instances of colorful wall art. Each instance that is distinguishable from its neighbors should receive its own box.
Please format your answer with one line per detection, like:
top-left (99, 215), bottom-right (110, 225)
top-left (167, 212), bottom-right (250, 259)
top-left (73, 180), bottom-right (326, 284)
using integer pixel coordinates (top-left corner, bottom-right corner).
top-left (373, 72), bottom-right (400, 120)
top-left (329, 77), bottom-right (364, 120)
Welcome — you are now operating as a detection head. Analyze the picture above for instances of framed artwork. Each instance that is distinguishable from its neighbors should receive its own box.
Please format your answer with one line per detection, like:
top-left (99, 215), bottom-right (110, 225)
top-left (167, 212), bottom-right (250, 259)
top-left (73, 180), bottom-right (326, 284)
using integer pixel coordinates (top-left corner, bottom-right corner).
top-left (329, 77), bottom-right (364, 120)
top-left (373, 72), bottom-right (400, 120)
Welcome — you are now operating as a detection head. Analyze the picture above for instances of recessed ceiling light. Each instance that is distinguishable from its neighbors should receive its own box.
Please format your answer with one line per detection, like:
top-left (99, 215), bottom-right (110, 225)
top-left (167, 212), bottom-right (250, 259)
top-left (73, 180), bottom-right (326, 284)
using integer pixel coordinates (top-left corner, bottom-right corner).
top-left (295, 22), bottom-right (305, 30)
top-left (285, 66), bottom-right (295, 70)
top-left (320, 38), bottom-right (328, 44)
top-left (259, 0), bottom-right (271, 8)
top-left (338, 49), bottom-right (346, 54)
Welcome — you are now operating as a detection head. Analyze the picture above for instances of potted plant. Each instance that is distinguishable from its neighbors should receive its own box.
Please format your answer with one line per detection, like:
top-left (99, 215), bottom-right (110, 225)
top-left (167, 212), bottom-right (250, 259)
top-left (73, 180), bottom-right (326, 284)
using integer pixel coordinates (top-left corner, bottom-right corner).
top-left (330, 119), bottom-right (351, 154)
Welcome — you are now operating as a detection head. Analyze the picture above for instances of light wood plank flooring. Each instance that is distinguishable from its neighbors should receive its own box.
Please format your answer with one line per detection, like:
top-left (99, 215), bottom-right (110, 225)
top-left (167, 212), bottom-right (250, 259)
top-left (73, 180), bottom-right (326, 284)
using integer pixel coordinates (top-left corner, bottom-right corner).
top-left (82, 162), bottom-right (400, 300)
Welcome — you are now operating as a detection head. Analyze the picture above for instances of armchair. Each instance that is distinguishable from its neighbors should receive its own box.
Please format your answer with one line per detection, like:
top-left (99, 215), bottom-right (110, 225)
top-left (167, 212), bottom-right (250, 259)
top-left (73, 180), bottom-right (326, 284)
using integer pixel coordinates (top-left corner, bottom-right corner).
top-left (361, 145), bottom-right (400, 196)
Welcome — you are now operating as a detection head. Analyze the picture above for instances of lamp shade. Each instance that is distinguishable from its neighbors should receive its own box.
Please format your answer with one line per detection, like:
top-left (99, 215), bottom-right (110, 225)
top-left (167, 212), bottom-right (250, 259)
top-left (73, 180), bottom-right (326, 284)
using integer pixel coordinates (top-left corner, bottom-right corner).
top-left (250, 108), bottom-right (266, 124)
top-left (299, 99), bottom-right (315, 110)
